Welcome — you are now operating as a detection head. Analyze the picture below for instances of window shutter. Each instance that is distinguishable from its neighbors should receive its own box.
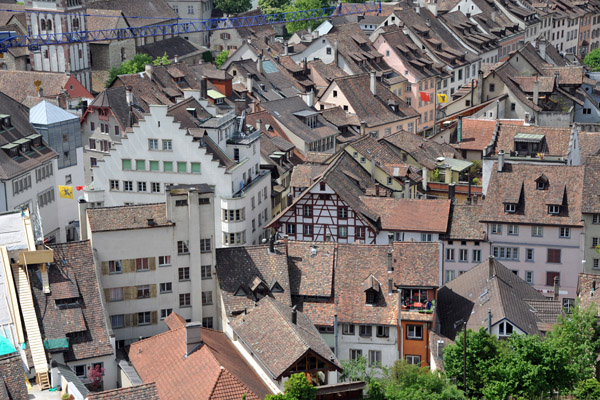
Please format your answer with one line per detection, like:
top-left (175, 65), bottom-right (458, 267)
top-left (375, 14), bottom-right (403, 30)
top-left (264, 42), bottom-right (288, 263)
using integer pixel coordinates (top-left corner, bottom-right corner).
top-left (124, 314), bottom-right (132, 327)
top-left (104, 288), bottom-right (110, 302)
top-left (124, 286), bottom-right (136, 300)
top-left (123, 259), bottom-right (135, 273)
top-left (132, 313), bottom-right (138, 326)
top-left (101, 261), bottom-right (109, 275)
top-left (149, 257), bottom-right (156, 271)
top-left (151, 311), bottom-right (158, 325)
top-left (150, 284), bottom-right (157, 298)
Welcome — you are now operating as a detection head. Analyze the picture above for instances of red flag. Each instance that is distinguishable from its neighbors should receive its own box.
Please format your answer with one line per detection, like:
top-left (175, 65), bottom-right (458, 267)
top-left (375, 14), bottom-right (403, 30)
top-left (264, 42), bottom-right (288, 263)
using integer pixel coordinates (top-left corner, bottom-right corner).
top-left (420, 91), bottom-right (431, 102)
top-left (76, 186), bottom-right (84, 191)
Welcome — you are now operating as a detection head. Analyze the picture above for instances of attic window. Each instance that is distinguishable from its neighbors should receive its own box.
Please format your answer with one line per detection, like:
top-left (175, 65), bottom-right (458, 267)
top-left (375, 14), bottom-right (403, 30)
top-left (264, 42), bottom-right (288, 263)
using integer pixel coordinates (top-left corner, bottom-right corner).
top-left (537, 180), bottom-right (547, 190)
top-left (505, 203), bottom-right (516, 213)
top-left (366, 290), bottom-right (377, 305)
top-left (234, 285), bottom-right (247, 296)
top-left (548, 205), bottom-right (560, 215)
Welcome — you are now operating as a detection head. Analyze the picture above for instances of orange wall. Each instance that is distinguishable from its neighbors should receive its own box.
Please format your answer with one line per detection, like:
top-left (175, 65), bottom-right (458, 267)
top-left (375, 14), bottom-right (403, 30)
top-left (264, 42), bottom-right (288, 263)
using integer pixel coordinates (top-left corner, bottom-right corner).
top-left (399, 321), bottom-right (430, 367)
top-left (210, 78), bottom-right (232, 97)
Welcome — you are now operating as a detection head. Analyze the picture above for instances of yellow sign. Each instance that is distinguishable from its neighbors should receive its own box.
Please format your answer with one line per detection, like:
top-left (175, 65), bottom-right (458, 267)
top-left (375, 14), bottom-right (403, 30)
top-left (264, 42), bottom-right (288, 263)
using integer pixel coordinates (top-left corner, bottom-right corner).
top-left (437, 94), bottom-right (448, 103)
top-left (58, 186), bottom-right (73, 199)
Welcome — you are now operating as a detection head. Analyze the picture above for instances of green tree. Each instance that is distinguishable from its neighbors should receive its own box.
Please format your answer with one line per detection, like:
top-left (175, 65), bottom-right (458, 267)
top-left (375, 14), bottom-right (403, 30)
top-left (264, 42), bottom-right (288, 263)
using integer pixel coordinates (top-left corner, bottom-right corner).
top-left (214, 0), bottom-right (252, 14)
top-left (339, 355), bottom-right (376, 383)
top-left (265, 373), bottom-right (317, 400)
top-left (573, 378), bottom-right (600, 400)
top-left (284, 0), bottom-right (326, 34)
top-left (106, 53), bottom-right (170, 86)
top-left (545, 303), bottom-right (600, 387)
top-left (584, 48), bottom-right (600, 71)
top-left (377, 361), bottom-right (465, 400)
top-left (152, 52), bottom-right (170, 66)
top-left (443, 328), bottom-right (502, 398)
top-left (215, 50), bottom-right (230, 68)
top-left (258, 0), bottom-right (290, 14)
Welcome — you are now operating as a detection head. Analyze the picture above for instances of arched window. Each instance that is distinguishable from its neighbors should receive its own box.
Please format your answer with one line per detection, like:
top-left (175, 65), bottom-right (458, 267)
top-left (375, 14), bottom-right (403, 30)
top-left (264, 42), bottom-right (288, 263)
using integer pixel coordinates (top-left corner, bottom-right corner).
top-left (40, 19), bottom-right (46, 31)
top-left (46, 19), bottom-right (52, 31)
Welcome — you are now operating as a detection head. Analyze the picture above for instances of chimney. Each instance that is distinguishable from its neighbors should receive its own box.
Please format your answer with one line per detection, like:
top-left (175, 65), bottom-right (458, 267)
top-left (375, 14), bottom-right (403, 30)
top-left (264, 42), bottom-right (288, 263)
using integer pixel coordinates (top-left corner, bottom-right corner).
top-left (257, 53), bottom-right (264, 74)
top-left (539, 38), bottom-right (547, 60)
top-left (553, 276), bottom-right (560, 301)
top-left (303, 57), bottom-right (307, 76)
top-left (404, 178), bottom-right (411, 198)
top-left (457, 116), bottom-right (463, 143)
top-left (422, 167), bottom-right (428, 191)
top-left (268, 234), bottom-right (275, 253)
top-left (256, 119), bottom-right (262, 132)
top-left (416, 5), bottom-right (420, 14)
top-left (448, 182), bottom-right (456, 202)
top-left (333, 40), bottom-right (339, 65)
top-left (200, 76), bottom-right (207, 99)
top-left (246, 76), bottom-right (253, 94)
top-left (533, 75), bottom-right (539, 106)
top-left (370, 71), bottom-right (377, 96)
top-left (360, 120), bottom-right (366, 135)
top-left (388, 278), bottom-right (393, 295)
top-left (125, 85), bottom-right (133, 106)
top-left (554, 71), bottom-right (560, 88)
top-left (491, 11), bottom-right (497, 23)
top-left (185, 322), bottom-right (203, 358)
top-left (497, 150), bottom-right (505, 172)
top-left (387, 250), bottom-right (393, 272)
top-left (304, 88), bottom-right (315, 107)
top-left (145, 64), bottom-right (153, 80)
top-left (477, 70), bottom-right (483, 104)
top-left (174, 54), bottom-right (179, 63)
top-left (291, 305), bottom-right (297, 324)
top-left (488, 256), bottom-right (495, 279)
top-left (38, 87), bottom-right (44, 98)
top-left (284, 41), bottom-right (289, 56)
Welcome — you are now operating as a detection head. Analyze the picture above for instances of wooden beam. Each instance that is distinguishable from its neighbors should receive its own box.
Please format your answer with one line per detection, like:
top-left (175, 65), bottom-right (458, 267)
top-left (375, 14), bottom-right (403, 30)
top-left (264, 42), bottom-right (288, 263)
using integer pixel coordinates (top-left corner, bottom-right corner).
top-left (18, 250), bottom-right (54, 266)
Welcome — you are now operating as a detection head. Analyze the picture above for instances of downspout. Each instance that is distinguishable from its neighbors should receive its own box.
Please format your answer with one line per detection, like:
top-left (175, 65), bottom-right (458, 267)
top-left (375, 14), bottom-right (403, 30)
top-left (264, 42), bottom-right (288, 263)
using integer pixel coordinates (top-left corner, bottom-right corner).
top-left (334, 314), bottom-right (338, 357)
top-left (398, 288), bottom-right (403, 360)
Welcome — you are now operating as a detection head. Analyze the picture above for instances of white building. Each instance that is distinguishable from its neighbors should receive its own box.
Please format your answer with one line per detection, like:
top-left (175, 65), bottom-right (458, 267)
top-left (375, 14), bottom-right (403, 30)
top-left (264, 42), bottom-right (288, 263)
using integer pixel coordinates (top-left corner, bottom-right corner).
top-left (82, 185), bottom-right (217, 347)
top-left (82, 96), bottom-right (272, 247)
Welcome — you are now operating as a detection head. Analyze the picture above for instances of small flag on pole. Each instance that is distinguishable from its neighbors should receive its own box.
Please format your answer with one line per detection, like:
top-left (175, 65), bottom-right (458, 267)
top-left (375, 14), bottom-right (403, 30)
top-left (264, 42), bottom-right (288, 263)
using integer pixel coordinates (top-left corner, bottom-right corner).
top-left (76, 186), bottom-right (84, 191)
top-left (58, 186), bottom-right (73, 199)
top-left (437, 93), bottom-right (448, 103)
top-left (420, 91), bottom-right (431, 102)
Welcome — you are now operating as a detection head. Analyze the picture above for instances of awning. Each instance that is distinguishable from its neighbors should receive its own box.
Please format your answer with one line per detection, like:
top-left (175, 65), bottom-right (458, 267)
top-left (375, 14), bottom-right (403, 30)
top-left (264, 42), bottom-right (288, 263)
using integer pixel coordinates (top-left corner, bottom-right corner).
top-left (514, 133), bottom-right (545, 142)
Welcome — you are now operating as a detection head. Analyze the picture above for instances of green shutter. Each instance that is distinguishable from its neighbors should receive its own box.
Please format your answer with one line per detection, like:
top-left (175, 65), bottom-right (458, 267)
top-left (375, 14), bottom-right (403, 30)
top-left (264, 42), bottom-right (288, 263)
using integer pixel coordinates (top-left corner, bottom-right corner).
top-left (191, 162), bottom-right (201, 173)
top-left (177, 162), bottom-right (187, 173)
top-left (150, 161), bottom-right (159, 171)
top-left (164, 161), bottom-right (173, 172)
top-left (136, 160), bottom-right (145, 170)
top-left (122, 159), bottom-right (131, 170)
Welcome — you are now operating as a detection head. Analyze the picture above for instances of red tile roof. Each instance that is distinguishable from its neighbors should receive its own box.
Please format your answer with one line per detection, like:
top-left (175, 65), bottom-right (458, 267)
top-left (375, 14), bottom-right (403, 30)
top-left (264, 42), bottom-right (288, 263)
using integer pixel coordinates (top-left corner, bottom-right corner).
top-left (129, 317), bottom-right (271, 400)
top-left (360, 197), bottom-right (451, 233)
top-left (86, 383), bottom-right (160, 399)
top-left (453, 119), bottom-right (497, 152)
top-left (87, 203), bottom-right (174, 232)
top-left (494, 124), bottom-right (572, 157)
top-left (288, 242), bottom-right (335, 297)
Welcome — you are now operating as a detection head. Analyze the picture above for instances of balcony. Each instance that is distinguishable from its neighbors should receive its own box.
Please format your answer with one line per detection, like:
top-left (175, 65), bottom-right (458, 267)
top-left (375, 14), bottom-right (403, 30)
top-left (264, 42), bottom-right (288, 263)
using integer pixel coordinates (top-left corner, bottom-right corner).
top-left (227, 129), bottom-right (261, 145)
top-left (229, 170), bottom-right (270, 199)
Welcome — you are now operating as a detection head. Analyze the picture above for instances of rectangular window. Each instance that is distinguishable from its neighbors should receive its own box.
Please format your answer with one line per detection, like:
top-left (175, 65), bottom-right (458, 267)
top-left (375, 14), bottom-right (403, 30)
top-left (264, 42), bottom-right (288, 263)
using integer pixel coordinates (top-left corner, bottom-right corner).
top-left (110, 180), bottom-right (119, 191)
top-left (532, 225), bottom-right (543, 237)
top-left (150, 161), bottom-right (159, 171)
top-left (160, 308), bottom-right (173, 320)
top-left (493, 247), bottom-right (520, 261)
top-left (286, 223), bottom-right (296, 235)
top-left (356, 226), bottom-right (365, 240)
top-left (491, 223), bottom-right (502, 234)
top-left (203, 317), bottom-right (214, 329)
top-left (122, 159), bottom-right (132, 170)
top-left (339, 226), bottom-right (348, 238)
top-left (110, 287), bottom-right (123, 301)
top-left (191, 162), bottom-right (201, 173)
top-left (525, 271), bottom-right (534, 284)
top-left (179, 293), bottom-right (191, 307)
top-left (445, 269), bottom-right (455, 283)
top-left (136, 160), bottom-right (145, 170)
top-left (136, 258), bottom-right (149, 271)
top-left (179, 267), bottom-right (190, 281)
top-left (137, 285), bottom-right (150, 298)
top-left (151, 182), bottom-right (160, 193)
top-left (303, 205), bottom-right (313, 217)
top-left (359, 325), bottom-right (372, 337)
top-left (593, 214), bottom-right (600, 224)
top-left (138, 182), bottom-right (147, 192)
top-left (148, 139), bottom-right (159, 150)
top-left (446, 248), bottom-right (455, 261)
top-left (178, 241), bottom-right (190, 255)
top-left (548, 205), bottom-right (560, 215)
top-left (472, 249), bottom-right (481, 262)
top-left (547, 248), bottom-right (561, 263)
top-left (546, 271), bottom-right (560, 286)
top-left (200, 239), bottom-right (211, 252)
top-left (138, 311), bottom-right (151, 325)
top-left (111, 314), bottom-right (124, 328)
top-left (526, 248), bottom-right (534, 261)
top-left (303, 224), bottom-right (313, 237)
top-left (342, 324), bottom-right (355, 335)
top-left (376, 326), bottom-right (389, 337)
top-left (124, 181), bottom-right (133, 191)
top-left (338, 206), bottom-right (348, 219)
top-left (350, 349), bottom-right (362, 360)
top-left (91, 157), bottom-right (97, 167)
top-left (406, 355), bottom-right (421, 365)
top-left (202, 291), bottom-right (213, 305)
top-left (421, 233), bottom-right (433, 242)
top-left (160, 282), bottom-right (172, 293)
top-left (177, 162), bottom-right (187, 173)
top-left (594, 259), bottom-right (599, 269)
top-left (505, 203), bottom-right (516, 213)
top-left (459, 249), bottom-right (468, 262)
top-left (201, 265), bottom-right (212, 279)
top-left (559, 227), bottom-right (570, 238)
top-left (108, 260), bottom-right (122, 274)
top-left (164, 161), bottom-right (173, 172)
top-left (407, 324), bottom-right (423, 339)
top-left (158, 255), bottom-right (171, 266)
top-left (163, 140), bottom-right (172, 150)
top-left (507, 224), bottom-right (519, 235)
top-left (368, 350), bottom-right (382, 367)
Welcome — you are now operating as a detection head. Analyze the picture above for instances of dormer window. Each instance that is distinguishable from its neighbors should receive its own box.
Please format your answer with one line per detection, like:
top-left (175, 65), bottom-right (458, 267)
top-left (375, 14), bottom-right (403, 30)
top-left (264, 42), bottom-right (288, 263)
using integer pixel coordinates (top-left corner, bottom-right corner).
top-left (364, 274), bottom-right (381, 305)
top-left (537, 180), bottom-right (547, 190)
top-left (366, 290), bottom-right (377, 305)
top-left (548, 205), bottom-right (560, 215)
top-left (505, 203), bottom-right (517, 213)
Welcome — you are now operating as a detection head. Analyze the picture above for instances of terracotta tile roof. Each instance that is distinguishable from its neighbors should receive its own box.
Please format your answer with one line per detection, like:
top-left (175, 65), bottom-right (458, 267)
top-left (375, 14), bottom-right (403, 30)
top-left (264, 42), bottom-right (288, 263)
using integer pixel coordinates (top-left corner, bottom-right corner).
top-left (582, 155), bottom-right (600, 213)
top-left (577, 273), bottom-right (600, 311)
top-left (86, 383), bottom-right (160, 399)
top-left (443, 204), bottom-right (486, 240)
top-left (129, 320), bottom-right (270, 400)
top-left (140, 37), bottom-right (204, 60)
top-left (541, 66), bottom-right (584, 85)
top-left (86, 9), bottom-right (123, 44)
top-left (30, 241), bottom-right (113, 361)
top-left (453, 118), bottom-right (497, 152)
top-left (87, 86), bottom-right (135, 129)
top-left (360, 197), bottom-right (451, 233)
top-left (381, 130), bottom-right (462, 170)
top-left (320, 106), bottom-right (360, 127)
top-left (328, 74), bottom-right (418, 128)
top-left (578, 132), bottom-right (600, 161)
top-left (304, 152), bottom-right (334, 163)
top-left (494, 124), bottom-right (572, 157)
top-left (89, 0), bottom-right (178, 28)
top-left (0, 71), bottom-right (72, 104)
top-left (437, 257), bottom-right (560, 340)
top-left (299, 301), bottom-right (336, 326)
top-left (87, 203), bottom-right (175, 232)
top-left (334, 242), bottom-right (440, 326)
top-left (288, 242), bottom-right (335, 297)
top-left (511, 76), bottom-right (556, 93)
top-left (215, 244), bottom-right (292, 317)
top-left (230, 297), bottom-right (341, 379)
top-left (349, 135), bottom-right (421, 181)
top-left (481, 163), bottom-right (584, 226)
top-left (290, 164), bottom-right (327, 189)
top-left (246, 110), bottom-right (306, 162)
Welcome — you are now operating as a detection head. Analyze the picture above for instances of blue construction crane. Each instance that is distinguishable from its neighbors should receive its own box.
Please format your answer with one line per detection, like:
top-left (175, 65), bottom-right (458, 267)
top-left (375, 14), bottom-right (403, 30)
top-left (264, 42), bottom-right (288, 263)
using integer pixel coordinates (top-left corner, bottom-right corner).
top-left (0, 2), bottom-right (381, 53)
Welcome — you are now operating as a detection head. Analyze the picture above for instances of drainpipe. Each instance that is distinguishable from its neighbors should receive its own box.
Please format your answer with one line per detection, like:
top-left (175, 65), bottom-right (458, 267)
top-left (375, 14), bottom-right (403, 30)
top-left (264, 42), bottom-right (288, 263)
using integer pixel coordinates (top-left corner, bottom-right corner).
top-left (457, 116), bottom-right (463, 143)
top-left (333, 314), bottom-right (338, 357)
top-left (398, 288), bottom-right (403, 360)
